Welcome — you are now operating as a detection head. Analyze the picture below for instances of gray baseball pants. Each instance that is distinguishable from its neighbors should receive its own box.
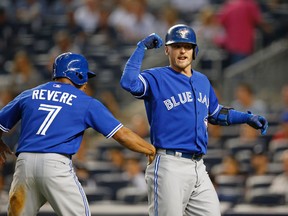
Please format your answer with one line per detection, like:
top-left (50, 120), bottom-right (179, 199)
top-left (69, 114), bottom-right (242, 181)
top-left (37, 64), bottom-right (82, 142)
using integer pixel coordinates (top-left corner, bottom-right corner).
top-left (145, 150), bottom-right (221, 216)
top-left (8, 153), bottom-right (90, 216)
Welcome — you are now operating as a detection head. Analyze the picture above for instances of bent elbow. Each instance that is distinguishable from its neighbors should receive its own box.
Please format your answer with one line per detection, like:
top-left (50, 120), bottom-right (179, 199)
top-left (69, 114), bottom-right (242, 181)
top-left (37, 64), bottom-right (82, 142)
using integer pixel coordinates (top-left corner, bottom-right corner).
top-left (120, 77), bottom-right (132, 92)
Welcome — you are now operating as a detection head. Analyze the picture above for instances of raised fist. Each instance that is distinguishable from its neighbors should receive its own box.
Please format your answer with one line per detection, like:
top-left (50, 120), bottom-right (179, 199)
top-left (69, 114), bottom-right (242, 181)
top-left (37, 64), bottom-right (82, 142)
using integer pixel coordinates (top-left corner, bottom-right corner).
top-left (139, 33), bottom-right (163, 49)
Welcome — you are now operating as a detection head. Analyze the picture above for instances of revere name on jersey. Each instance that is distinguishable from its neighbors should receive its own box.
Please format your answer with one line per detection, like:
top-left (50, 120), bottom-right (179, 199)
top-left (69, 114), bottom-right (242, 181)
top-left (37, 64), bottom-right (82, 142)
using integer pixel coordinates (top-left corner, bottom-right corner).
top-left (0, 82), bottom-right (122, 156)
top-left (31, 88), bottom-right (77, 106)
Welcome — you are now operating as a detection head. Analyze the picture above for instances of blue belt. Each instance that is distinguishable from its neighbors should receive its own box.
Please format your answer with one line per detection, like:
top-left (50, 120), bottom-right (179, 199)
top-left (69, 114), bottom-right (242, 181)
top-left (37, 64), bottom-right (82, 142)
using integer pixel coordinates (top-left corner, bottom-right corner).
top-left (61, 154), bottom-right (72, 159)
top-left (160, 149), bottom-right (203, 161)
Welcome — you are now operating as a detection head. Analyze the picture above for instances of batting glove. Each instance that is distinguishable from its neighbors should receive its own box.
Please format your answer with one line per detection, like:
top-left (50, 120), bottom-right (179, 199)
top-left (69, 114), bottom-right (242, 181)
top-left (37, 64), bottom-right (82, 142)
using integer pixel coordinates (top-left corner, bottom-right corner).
top-left (138, 33), bottom-right (163, 49)
top-left (246, 111), bottom-right (268, 135)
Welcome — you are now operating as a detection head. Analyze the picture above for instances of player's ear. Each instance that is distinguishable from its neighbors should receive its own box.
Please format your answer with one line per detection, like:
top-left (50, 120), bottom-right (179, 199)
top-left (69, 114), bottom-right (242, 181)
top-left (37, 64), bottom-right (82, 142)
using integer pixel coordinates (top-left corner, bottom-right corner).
top-left (79, 83), bottom-right (87, 92)
top-left (165, 46), bottom-right (169, 55)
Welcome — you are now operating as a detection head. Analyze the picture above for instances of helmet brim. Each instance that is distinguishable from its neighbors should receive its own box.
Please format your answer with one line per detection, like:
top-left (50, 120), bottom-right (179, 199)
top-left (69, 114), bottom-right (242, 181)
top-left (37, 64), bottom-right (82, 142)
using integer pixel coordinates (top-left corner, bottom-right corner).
top-left (88, 71), bottom-right (96, 78)
top-left (165, 41), bottom-right (197, 46)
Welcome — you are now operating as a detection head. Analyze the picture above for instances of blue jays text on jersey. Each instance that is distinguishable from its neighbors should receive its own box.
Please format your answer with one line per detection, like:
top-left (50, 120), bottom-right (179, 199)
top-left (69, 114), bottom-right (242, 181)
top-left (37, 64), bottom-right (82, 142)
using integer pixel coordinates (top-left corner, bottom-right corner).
top-left (0, 82), bottom-right (123, 156)
top-left (131, 66), bottom-right (220, 155)
top-left (163, 91), bottom-right (209, 111)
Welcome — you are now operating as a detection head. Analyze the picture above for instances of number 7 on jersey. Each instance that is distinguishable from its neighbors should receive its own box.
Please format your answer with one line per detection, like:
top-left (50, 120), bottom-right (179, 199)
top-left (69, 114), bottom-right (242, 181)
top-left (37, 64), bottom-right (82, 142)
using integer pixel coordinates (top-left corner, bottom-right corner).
top-left (36, 104), bottom-right (62, 135)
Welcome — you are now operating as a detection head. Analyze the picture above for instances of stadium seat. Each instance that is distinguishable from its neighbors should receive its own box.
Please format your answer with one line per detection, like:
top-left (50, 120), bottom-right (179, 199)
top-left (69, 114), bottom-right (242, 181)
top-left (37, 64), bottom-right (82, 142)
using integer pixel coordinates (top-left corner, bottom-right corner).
top-left (246, 175), bottom-right (275, 189)
top-left (215, 175), bottom-right (246, 204)
top-left (117, 187), bottom-right (148, 204)
top-left (95, 173), bottom-right (131, 200)
top-left (217, 187), bottom-right (245, 204)
top-left (215, 175), bottom-right (246, 188)
top-left (269, 140), bottom-right (288, 155)
top-left (203, 149), bottom-right (226, 171)
top-left (85, 161), bottom-right (121, 175)
top-left (247, 188), bottom-right (285, 205)
top-left (85, 187), bottom-right (113, 203)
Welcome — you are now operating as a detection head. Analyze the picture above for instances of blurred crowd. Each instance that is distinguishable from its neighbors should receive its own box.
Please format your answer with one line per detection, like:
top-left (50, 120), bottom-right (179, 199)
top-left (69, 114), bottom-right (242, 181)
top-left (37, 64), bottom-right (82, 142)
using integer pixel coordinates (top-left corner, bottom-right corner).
top-left (1, 0), bottom-right (288, 211)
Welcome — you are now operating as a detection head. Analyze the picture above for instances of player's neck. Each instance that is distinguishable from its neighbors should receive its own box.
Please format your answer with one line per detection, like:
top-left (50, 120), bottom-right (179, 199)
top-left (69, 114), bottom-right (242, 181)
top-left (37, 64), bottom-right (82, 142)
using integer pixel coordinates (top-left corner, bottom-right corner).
top-left (181, 69), bottom-right (192, 77)
top-left (54, 78), bottom-right (86, 91)
top-left (170, 66), bottom-right (192, 77)
top-left (54, 78), bottom-right (74, 85)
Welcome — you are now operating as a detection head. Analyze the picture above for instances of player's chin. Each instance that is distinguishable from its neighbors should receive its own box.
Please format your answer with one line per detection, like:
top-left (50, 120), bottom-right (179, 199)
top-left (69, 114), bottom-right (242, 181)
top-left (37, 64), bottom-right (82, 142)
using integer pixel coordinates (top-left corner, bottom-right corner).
top-left (176, 61), bottom-right (191, 69)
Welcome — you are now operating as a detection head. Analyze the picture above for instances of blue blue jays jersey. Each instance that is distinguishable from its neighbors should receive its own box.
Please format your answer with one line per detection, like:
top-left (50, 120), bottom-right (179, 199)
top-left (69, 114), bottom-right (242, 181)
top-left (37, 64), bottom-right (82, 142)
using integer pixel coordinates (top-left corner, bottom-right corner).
top-left (0, 82), bottom-right (122, 156)
top-left (136, 67), bottom-right (220, 154)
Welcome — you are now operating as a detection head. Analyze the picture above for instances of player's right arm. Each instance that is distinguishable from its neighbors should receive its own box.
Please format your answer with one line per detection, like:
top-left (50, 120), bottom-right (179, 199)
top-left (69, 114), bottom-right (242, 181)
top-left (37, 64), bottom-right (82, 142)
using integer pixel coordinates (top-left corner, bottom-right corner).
top-left (112, 127), bottom-right (156, 164)
top-left (120, 33), bottom-right (163, 96)
top-left (0, 131), bottom-right (14, 165)
top-left (85, 99), bottom-right (156, 163)
top-left (0, 93), bottom-right (22, 164)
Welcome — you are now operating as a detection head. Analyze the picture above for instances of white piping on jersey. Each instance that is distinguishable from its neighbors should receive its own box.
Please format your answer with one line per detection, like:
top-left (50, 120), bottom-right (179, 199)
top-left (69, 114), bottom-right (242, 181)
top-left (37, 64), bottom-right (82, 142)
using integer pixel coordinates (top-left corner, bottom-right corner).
top-left (210, 104), bottom-right (221, 117)
top-left (135, 74), bottom-right (147, 98)
top-left (106, 123), bottom-right (123, 138)
top-left (0, 124), bottom-right (9, 132)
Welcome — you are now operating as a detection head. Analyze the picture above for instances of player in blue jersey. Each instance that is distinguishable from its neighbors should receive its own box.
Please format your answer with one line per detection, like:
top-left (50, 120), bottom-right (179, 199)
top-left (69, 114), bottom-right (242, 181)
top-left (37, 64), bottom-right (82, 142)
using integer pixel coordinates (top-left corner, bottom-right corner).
top-left (120, 24), bottom-right (268, 216)
top-left (0, 52), bottom-right (156, 216)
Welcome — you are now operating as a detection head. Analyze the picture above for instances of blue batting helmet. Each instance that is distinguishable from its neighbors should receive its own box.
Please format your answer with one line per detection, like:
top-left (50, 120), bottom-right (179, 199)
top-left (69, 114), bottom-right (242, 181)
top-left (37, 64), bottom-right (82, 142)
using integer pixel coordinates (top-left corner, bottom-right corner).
top-left (165, 24), bottom-right (199, 59)
top-left (52, 52), bottom-right (96, 85)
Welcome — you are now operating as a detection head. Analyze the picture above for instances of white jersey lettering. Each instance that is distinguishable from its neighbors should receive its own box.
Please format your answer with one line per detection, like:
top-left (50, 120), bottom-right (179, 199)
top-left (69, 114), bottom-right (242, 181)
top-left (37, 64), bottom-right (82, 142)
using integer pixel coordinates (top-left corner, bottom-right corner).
top-left (32, 90), bottom-right (39, 99)
top-left (66, 95), bottom-right (77, 106)
top-left (163, 99), bottom-right (174, 110)
top-left (163, 91), bottom-right (193, 110)
top-left (178, 92), bottom-right (187, 103)
top-left (39, 89), bottom-right (46, 100)
top-left (197, 92), bottom-right (209, 108)
top-left (171, 96), bottom-right (180, 107)
top-left (186, 92), bottom-right (193, 102)
top-left (52, 91), bottom-right (61, 102)
top-left (47, 90), bottom-right (55, 100)
top-left (59, 92), bottom-right (70, 104)
top-left (32, 90), bottom-right (77, 106)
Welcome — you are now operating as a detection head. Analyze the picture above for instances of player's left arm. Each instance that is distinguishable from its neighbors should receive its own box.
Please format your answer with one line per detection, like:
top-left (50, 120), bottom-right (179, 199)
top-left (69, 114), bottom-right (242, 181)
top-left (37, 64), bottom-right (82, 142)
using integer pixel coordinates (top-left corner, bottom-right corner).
top-left (120, 33), bottom-right (163, 95)
top-left (207, 85), bottom-right (268, 135)
top-left (208, 107), bottom-right (268, 135)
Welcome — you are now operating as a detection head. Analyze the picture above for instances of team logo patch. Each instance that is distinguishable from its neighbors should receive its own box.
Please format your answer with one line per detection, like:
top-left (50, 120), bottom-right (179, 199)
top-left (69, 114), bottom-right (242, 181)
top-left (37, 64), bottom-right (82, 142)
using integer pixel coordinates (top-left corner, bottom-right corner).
top-left (176, 29), bottom-right (190, 39)
top-left (53, 84), bottom-right (61, 88)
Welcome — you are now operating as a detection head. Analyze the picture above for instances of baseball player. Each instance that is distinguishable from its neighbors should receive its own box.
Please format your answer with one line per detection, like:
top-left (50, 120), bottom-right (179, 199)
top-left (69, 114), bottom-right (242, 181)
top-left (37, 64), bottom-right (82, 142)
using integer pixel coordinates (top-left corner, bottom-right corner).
top-left (0, 52), bottom-right (156, 216)
top-left (120, 24), bottom-right (268, 216)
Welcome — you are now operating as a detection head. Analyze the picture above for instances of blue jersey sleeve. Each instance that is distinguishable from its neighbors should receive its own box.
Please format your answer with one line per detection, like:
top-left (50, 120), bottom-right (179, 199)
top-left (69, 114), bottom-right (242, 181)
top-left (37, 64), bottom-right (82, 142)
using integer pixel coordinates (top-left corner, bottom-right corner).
top-left (120, 44), bottom-right (146, 96)
top-left (134, 68), bottom-right (164, 99)
top-left (0, 93), bottom-right (22, 132)
top-left (208, 85), bottom-right (221, 117)
top-left (85, 99), bottom-right (123, 138)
